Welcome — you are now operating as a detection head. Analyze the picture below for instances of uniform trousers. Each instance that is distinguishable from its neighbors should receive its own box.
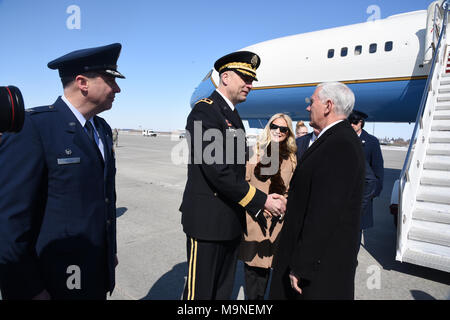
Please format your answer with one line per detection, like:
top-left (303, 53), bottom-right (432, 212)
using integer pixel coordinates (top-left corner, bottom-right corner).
top-left (244, 264), bottom-right (270, 300)
top-left (183, 236), bottom-right (240, 300)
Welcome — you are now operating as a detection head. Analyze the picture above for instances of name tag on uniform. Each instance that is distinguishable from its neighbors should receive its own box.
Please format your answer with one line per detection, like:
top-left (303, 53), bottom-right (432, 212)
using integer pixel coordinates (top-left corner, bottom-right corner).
top-left (57, 157), bottom-right (81, 165)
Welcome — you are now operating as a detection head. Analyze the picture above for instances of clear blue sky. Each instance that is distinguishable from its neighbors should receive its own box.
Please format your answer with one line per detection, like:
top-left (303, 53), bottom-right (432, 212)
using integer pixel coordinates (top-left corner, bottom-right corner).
top-left (0, 0), bottom-right (433, 139)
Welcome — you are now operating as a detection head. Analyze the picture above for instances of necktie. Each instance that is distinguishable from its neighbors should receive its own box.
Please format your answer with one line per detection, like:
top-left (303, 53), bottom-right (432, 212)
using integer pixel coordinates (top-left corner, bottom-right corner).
top-left (85, 121), bottom-right (104, 165)
top-left (85, 121), bottom-right (96, 145)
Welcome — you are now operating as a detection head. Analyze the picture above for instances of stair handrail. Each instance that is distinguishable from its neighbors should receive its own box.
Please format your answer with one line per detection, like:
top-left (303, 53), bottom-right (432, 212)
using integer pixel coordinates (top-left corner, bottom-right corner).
top-left (433, 2), bottom-right (444, 44)
top-left (399, 6), bottom-right (449, 226)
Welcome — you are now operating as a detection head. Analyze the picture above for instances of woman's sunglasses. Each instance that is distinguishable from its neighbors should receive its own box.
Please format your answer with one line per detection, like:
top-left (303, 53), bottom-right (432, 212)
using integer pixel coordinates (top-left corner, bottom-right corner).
top-left (270, 123), bottom-right (289, 133)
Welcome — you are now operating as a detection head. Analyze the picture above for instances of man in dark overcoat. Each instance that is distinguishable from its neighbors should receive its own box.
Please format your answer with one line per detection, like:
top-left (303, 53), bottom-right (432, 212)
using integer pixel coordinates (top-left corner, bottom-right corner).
top-left (180, 51), bottom-right (286, 300)
top-left (348, 110), bottom-right (384, 239)
top-left (270, 82), bottom-right (365, 300)
top-left (0, 43), bottom-right (124, 300)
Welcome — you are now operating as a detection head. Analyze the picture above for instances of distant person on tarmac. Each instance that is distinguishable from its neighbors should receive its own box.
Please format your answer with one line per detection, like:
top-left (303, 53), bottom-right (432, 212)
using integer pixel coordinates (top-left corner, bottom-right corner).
top-left (113, 128), bottom-right (119, 147)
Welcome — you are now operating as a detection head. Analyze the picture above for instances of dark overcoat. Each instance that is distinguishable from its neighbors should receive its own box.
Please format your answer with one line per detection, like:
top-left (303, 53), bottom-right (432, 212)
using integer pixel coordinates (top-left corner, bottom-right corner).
top-left (359, 129), bottom-right (384, 229)
top-left (0, 97), bottom-right (117, 300)
top-left (269, 120), bottom-right (365, 300)
top-left (180, 90), bottom-right (267, 241)
top-left (295, 132), bottom-right (313, 161)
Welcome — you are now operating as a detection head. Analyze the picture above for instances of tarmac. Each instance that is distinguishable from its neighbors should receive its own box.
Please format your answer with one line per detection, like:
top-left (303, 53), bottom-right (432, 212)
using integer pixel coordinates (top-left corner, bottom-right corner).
top-left (109, 133), bottom-right (450, 300)
top-left (0, 132), bottom-right (448, 301)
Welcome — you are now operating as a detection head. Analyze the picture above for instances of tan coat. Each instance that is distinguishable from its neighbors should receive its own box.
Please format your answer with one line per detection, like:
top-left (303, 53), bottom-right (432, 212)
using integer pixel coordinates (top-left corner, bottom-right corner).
top-left (239, 149), bottom-right (296, 269)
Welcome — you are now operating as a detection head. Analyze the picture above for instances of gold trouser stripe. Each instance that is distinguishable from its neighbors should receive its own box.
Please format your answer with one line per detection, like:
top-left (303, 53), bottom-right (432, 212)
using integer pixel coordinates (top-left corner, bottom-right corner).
top-left (239, 184), bottom-right (256, 208)
top-left (187, 238), bottom-right (198, 300)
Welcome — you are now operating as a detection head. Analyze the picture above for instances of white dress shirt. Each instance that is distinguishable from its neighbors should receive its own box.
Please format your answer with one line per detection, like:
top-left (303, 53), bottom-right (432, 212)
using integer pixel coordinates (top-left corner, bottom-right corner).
top-left (317, 120), bottom-right (344, 140)
top-left (62, 95), bottom-right (105, 160)
top-left (215, 89), bottom-right (235, 111)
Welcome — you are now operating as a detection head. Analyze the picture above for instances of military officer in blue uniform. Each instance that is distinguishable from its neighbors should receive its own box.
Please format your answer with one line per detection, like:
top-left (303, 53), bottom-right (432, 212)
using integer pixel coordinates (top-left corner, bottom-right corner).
top-left (0, 43), bottom-right (124, 300)
top-left (180, 51), bottom-right (287, 300)
top-left (348, 110), bottom-right (384, 243)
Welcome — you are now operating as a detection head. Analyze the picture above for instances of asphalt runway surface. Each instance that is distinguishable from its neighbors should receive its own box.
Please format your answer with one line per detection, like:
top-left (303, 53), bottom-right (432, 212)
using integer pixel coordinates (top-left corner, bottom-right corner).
top-left (109, 133), bottom-right (449, 300)
top-left (1, 133), bottom-right (447, 300)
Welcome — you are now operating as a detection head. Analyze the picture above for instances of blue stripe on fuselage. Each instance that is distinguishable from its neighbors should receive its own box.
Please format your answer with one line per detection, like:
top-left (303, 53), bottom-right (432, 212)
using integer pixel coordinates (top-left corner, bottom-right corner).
top-left (190, 76), bottom-right (427, 125)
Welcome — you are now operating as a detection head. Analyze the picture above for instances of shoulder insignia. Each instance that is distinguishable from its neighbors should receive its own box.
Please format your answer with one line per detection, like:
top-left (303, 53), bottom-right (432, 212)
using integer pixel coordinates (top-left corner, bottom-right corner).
top-left (26, 105), bottom-right (56, 114)
top-left (195, 98), bottom-right (213, 105)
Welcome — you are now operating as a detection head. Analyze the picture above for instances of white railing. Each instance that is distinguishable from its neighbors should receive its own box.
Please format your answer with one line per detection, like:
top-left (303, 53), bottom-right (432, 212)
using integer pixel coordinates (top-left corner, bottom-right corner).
top-left (396, 6), bottom-right (449, 261)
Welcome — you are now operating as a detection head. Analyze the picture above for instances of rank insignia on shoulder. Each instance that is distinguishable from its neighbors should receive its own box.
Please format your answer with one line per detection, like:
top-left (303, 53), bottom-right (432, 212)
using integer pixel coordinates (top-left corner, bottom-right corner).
top-left (195, 98), bottom-right (213, 105)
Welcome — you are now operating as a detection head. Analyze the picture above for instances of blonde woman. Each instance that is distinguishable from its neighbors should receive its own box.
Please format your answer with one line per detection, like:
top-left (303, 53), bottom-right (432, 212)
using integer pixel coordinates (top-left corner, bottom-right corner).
top-left (239, 113), bottom-right (297, 300)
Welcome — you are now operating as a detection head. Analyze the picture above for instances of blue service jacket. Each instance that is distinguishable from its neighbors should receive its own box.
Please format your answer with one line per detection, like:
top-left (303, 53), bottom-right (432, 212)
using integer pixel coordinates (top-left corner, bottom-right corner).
top-left (0, 97), bottom-right (117, 299)
top-left (359, 129), bottom-right (384, 229)
top-left (295, 132), bottom-right (313, 161)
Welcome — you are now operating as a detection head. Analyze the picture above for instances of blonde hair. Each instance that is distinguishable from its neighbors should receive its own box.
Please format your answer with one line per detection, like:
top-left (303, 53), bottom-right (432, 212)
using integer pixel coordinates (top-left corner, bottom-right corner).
top-left (258, 113), bottom-right (297, 168)
top-left (295, 120), bottom-right (306, 131)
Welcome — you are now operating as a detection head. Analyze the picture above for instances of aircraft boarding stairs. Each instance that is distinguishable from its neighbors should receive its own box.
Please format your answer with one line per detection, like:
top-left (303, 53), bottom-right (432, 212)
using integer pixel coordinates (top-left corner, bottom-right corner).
top-left (396, 40), bottom-right (450, 273)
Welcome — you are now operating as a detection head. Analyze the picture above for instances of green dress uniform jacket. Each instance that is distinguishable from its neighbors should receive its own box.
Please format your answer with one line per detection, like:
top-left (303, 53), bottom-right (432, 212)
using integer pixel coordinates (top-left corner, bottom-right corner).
top-left (180, 90), bottom-right (267, 241)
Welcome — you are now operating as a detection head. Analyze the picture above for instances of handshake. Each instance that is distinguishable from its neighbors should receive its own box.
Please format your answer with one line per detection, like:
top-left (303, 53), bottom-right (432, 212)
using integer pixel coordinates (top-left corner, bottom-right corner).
top-left (263, 193), bottom-right (287, 218)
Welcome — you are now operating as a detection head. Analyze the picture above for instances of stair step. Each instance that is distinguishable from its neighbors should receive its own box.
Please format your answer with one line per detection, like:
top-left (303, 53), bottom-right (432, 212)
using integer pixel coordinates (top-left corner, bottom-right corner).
top-left (409, 220), bottom-right (450, 246)
top-left (439, 77), bottom-right (450, 85)
top-left (417, 185), bottom-right (450, 204)
top-left (402, 247), bottom-right (450, 273)
top-left (427, 143), bottom-right (450, 155)
top-left (431, 120), bottom-right (450, 130)
top-left (435, 102), bottom-right (450, 110)
top-left (434, 110), bottom-right (450, 119)
top-left (421, 169), bottom-right (450, 186)
top-left (429, 130), bottom-right (450, 142)
top-left (423, 155), bottom-right (450, 170)
top-left (438, 84), bottom-right (450, 93)
top-left (414, 201), bottom-right (450, 224)
top-left (437, 93), bottom-right (450, 102)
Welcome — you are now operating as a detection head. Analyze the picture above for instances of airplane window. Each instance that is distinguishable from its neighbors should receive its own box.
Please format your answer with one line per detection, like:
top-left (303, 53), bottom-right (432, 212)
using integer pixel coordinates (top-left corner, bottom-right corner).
top-left (354, 45), bottom-right (362, 55)
top-left (328, 49), bottom-right (334, 58)
top-left (341, 47), bottom-right (348, 57)
top-left (370, 43), bottom-right (377, 53)
top-left (385, 41), bottom-right (393, 52)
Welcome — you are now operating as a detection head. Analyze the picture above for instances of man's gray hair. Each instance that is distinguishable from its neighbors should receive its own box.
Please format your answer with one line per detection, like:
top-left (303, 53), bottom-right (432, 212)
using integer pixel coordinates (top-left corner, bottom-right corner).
top-left (317, 82), bottom-right (355, 117)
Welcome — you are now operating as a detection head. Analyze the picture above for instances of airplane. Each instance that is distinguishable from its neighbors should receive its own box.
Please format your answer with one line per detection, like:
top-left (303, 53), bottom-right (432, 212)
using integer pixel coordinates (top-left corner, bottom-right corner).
top-left (190, 2), bottom-right (442, 128)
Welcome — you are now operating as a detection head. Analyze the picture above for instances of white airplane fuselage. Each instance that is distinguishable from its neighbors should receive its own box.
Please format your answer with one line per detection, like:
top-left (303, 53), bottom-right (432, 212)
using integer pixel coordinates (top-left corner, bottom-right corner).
top-left (191, 10), bottom-right (433, 126)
